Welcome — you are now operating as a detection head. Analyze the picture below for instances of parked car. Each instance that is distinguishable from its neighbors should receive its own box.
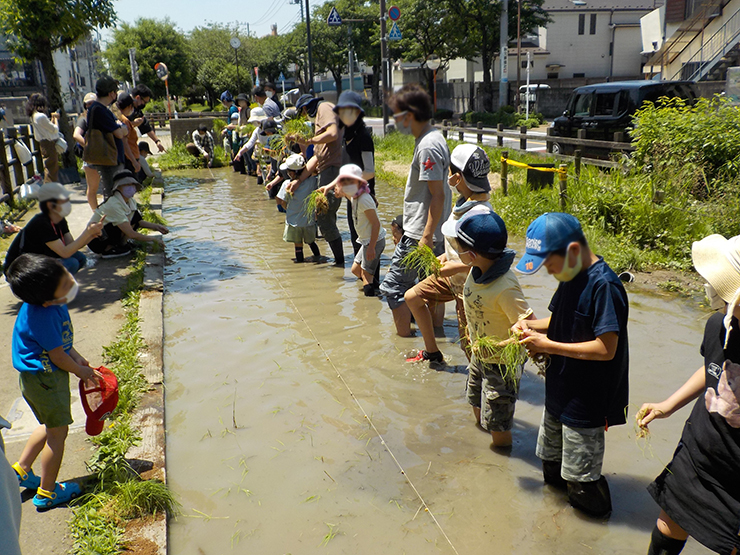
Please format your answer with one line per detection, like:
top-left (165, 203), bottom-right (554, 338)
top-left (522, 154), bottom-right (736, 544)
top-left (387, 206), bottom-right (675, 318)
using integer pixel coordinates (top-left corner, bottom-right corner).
top-left (549, 80), bottom-right (698, 156)
top-left (519, 83), bottom-right (550, 112)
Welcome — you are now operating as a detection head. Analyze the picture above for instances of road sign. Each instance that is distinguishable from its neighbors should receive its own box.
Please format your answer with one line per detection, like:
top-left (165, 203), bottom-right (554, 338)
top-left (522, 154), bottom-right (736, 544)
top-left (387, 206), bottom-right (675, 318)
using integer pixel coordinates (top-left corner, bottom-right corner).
top-left (230, 37), bottom-right (241, 49)
top-left (388, 6), bottom-right (401, 21)
top-left (388, 21), bottom-right (402, 41)
top-left (279, 71), bottom-right (286, 82)
top-left (154, 62), bottom-right (169, 81)
top-left (327, 7), bottom-right (342, 26)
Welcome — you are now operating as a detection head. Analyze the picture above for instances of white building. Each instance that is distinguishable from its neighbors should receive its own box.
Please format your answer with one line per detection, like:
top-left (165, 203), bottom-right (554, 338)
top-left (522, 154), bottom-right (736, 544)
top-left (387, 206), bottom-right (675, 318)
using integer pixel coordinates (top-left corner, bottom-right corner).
top-left (642, 0), bottom-right (740, 81)
top-left (445, 0), bottom-right (661, 84)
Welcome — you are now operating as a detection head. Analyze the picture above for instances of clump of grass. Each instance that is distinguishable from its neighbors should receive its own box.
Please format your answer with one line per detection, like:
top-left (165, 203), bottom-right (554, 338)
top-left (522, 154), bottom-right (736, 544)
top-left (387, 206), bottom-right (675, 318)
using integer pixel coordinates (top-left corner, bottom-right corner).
top-left (634, 407), bottom-right (651, 440)
top-left (238, 124), bottom-right (255, 137)
top-left (304, 189), bottom-right (329, 218)
top-left (401, 244), bottom-right (442, 278)
top-left (470, 334), bottom-right (527, 383)
top-left (156, 141), bottom-right (228, 171)
top-left (70, 492), bottom-right (124, 554)
top-left (110, 479), bottom-right (181, 519)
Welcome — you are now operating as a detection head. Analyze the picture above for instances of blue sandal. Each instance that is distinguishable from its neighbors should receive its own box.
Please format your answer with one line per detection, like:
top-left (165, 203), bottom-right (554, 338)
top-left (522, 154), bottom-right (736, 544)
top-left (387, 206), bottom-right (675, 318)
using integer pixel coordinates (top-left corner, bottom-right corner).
top-left (32, 482), bottom-right (82, 510)
top-left (12, 463), bottom-right (40, 490)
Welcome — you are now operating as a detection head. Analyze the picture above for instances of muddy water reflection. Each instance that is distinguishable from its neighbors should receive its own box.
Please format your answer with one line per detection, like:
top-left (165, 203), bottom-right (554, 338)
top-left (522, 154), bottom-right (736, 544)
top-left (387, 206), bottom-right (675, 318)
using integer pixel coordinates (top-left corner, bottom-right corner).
top-left (164, 169), bottom-right (712, 554)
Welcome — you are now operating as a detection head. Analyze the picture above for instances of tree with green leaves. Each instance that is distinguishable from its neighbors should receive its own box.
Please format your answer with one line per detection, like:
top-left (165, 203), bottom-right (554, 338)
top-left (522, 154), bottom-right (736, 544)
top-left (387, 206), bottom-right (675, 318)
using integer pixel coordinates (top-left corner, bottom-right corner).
top-left (189, 23), bottom-right (251, 108)
top-left (0, 0), bottom-right (117, 169)
top-left (105, 18), bottom-right (192, 98)
top-left (247, 34), bottom-right (292, 85)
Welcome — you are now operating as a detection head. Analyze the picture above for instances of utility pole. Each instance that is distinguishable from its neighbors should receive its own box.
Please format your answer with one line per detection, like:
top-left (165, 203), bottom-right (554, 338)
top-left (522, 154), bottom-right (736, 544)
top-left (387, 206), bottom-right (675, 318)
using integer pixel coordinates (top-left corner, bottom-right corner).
top-left (128, 47), bottom-right (138, 88)
top-left (380, 0), bottom-right (389, 129)
top-left (305, 0), bottom-right (314, 92)
top-left (516, 0), bottom-right (521, 112)
top-left (499, 0), bottom-right (509, 108)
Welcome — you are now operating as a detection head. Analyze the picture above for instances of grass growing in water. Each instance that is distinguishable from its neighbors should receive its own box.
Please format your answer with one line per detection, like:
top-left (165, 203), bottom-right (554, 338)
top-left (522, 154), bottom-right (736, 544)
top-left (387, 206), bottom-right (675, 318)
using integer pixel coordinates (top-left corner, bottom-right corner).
top-left (156, 141), bottom-right (228, 171)
top-left (304, 189), bottom-right (329, 218)
top-left (401, 244), bottom-right (442, 278)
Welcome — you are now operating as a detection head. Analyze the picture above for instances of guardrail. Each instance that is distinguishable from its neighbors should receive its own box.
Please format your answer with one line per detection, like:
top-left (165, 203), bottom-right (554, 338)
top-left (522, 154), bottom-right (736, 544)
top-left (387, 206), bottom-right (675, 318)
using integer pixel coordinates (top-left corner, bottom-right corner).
top-left (143, 111), bottom-right (227, 128)
top-left (1, 125), bottom-right (44, 205)
top-left (436, 120), bottom-right (634, 169)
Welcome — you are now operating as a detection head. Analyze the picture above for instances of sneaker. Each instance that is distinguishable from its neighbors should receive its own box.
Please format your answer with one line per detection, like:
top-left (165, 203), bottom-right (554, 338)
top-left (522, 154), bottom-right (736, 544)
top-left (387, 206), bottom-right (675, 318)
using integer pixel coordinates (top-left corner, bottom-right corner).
top-left (101, 245), bottom-right (133, 259)
top-left (12, 463), bottom-right (40, 490)
top-left (406, 350), bottom-right (444, 366)
top-left (33, 481), bottom-right (82, 511)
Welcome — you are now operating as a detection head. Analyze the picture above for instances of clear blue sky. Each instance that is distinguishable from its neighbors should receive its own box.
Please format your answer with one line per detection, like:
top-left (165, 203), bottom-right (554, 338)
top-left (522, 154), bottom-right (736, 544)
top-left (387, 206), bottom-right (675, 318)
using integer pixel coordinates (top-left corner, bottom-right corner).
top-left (103, 0), bottom-right (328, 45)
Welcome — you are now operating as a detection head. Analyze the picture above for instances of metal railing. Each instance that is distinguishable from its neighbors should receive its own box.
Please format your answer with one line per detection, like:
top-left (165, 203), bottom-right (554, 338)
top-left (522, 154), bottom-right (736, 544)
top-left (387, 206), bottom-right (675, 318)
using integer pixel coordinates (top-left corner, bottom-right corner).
top-left (671, 7), bottom-right (740, 81)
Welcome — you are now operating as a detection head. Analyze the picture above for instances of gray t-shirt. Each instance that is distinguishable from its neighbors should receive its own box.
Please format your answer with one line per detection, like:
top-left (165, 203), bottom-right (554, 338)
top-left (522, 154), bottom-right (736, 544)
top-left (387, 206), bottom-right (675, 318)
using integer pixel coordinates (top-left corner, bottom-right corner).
top-left (278, 174), bottom-right (317, 228)
top-left (403, 128), bottom-right (452, 242)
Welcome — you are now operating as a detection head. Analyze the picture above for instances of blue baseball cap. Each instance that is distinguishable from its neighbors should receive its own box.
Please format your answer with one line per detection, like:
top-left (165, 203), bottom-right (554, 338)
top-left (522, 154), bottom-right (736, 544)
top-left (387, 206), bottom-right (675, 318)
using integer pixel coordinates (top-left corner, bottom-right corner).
top-left (443, 208), bottom-right (507, 255)
top-left (516, 212), bottom-right (585, 274)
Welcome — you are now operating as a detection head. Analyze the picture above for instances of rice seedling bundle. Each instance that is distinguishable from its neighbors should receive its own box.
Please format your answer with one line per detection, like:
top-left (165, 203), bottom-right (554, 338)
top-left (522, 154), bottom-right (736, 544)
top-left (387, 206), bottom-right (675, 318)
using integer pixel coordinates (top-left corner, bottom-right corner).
top-left (470, 334), bottom-right (527, 383)
top-left (304, 189), bottom-right (329, 218)
top-left (281, 118), bottom-right (313, 150)
top-left (401, 244), bottom-right (442, 278)
top-left (238, 124), bottom-right (255, 137)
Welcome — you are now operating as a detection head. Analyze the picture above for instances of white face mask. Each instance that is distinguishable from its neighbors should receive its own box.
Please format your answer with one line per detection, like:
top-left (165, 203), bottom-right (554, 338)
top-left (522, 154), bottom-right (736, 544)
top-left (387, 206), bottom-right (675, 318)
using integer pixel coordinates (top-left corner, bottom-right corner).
top-left (705, 283), bottom-right (727, 311)
top-left (396, 113), bottom-right (413, 135)
top-left (57, 201), bottom-right (71, 218)
top-left (343, 183), bottom-right (359, 197)
top-left (552, 246), bottom-right (583, 282)
top-left (60, 279), bottom-right (79, 305)
top-left (265, 91), bottom-right (274, 98)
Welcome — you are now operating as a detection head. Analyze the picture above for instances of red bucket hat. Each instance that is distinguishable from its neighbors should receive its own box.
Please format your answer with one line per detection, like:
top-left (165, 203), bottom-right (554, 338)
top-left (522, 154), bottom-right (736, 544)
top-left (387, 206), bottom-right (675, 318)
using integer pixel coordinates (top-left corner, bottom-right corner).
top-left (79, 366), bottom-right (119, 436)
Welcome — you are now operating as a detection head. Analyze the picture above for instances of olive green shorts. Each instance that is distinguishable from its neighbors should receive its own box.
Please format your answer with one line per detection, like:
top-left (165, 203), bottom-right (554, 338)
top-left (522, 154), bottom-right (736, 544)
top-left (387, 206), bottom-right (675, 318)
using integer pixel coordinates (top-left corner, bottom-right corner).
top-left (19, 370), bottom-right (73, 429)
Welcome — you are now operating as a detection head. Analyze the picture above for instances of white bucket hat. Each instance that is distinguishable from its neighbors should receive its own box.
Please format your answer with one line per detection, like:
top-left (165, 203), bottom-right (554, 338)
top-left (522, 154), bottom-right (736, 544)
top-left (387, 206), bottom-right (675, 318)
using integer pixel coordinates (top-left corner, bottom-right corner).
top-left (692, 235), bottom-right (740, 305)
top-left (279, 153), bottom-right (306, 172)
top-left (248, 107), bottom-right (267, 123)
top-left (336, 164), bottom-right (367, 186)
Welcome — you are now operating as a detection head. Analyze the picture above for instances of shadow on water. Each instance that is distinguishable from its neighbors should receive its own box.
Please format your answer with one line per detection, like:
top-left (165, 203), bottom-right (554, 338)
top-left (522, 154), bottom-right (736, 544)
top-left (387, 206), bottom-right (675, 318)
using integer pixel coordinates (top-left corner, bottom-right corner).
top-left (164, 238), bottom-right (249, 294)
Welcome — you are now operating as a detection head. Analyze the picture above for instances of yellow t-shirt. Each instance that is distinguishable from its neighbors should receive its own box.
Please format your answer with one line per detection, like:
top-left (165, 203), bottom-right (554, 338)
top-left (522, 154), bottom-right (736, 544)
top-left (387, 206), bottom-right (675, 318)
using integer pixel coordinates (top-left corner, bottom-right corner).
top-left (463, 269), bottom-right (531, 364)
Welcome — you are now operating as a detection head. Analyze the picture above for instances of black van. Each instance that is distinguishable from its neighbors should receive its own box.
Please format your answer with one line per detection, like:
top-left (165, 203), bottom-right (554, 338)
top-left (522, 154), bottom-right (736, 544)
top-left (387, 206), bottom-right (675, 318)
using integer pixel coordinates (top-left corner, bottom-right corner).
top-left (549, 80), bottom-right (698, 156)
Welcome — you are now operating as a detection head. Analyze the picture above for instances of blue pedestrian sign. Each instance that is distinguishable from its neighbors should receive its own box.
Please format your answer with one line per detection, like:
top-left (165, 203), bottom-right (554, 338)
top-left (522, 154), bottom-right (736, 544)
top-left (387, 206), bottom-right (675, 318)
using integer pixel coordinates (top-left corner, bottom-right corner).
top-left (388, 21), bottom-right (402, 40)
top-left (327, 7), bottom-right (342, 26)
top-left (279, 72), bottom-right (286, 82)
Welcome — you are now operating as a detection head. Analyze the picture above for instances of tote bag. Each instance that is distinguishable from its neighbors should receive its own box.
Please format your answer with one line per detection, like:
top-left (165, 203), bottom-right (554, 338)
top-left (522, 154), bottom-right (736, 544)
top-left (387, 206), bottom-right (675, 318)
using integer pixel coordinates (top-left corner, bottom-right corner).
top-left (83, 104), bottom-right (118, 166)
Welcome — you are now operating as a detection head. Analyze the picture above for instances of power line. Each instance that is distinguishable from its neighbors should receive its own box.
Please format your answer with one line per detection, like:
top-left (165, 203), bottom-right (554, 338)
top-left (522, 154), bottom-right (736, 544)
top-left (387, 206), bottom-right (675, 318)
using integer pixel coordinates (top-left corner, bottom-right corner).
top-left (252, 0), bottom-right (284, 26)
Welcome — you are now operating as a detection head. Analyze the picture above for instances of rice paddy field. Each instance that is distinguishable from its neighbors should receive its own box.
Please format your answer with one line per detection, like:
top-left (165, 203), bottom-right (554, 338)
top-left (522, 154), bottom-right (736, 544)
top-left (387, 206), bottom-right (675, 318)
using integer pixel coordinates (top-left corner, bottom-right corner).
top-left (162, 167), bottom-right (713, 554)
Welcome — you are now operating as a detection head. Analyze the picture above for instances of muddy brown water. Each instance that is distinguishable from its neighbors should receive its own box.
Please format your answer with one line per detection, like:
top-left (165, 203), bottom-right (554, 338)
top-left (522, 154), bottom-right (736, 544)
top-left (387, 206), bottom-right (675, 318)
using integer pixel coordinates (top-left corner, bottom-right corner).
top-left (163, 168), bottom-right (712, 555)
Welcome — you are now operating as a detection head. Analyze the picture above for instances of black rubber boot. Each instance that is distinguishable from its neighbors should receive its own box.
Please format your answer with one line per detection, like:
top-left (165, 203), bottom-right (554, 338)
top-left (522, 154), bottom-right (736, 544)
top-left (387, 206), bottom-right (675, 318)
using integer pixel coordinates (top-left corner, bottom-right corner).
top-left (373, 263), bottom-right (381, 289)
top-left (542, 460), bottom-right (567, 490)
top-left (567, 476), bottom-right (612, 518)
top-left (363, 284), bottom-right (375, 297)
top-left (328, 238), bottom-right (345, 267)
top-left (293, 246), bottom-right (305, 263)
top-left (647, 525), bottom-right (687, 555)
top-left (309, 242), bottom-right (321, 257)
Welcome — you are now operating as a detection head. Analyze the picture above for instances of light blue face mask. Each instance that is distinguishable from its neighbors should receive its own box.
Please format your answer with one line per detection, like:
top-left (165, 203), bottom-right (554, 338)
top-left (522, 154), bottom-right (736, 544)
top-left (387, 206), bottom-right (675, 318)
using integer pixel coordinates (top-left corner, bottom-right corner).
top-left (120, 184), bottom-right (137, 198)
top-left (396, 113), bottom-right (413, 135)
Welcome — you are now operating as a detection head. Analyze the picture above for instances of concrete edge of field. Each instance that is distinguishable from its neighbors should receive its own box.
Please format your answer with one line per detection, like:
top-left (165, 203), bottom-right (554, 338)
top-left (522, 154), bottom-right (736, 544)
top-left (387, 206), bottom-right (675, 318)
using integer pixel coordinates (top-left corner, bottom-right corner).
top-left (123, 186), bottom-right (168, 555)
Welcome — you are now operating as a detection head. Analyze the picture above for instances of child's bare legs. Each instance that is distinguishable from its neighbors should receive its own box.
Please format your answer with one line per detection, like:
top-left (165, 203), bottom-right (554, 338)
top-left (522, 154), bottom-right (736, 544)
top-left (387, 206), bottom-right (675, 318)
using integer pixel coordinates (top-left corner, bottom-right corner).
top-left (18, 424), bottom-right (68, 490)
top-left (430, 302), bottom-right (445, 327)
top-left (657, 510), bottom-right (688, 540)
top-left (647, 510), bottom-right (688, 555)
top-left (491, 431), bottom-right (512, 447)
top-left (391, 304), bottom-right (413, 337)
top-left (351, 262), bottom-right (363, 280)
top-left (84, 166), bottom-right (100, 210)
top-left (405, 288), bottom-right (439, 353)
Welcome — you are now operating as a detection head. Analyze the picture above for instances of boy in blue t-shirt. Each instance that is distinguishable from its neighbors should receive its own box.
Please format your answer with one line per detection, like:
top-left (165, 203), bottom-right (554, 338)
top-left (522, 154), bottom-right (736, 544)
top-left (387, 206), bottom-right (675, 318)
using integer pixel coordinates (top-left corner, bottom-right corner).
top-left (6, 254), bottom-right (102, 510)
top-left (514, 213), bottom-right (629, 519)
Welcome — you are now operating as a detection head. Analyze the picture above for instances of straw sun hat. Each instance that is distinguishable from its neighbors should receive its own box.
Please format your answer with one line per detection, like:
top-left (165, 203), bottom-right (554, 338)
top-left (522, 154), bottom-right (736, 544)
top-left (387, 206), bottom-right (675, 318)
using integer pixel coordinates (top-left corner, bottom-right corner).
top-left (692, 234), bottom-right (740, 304)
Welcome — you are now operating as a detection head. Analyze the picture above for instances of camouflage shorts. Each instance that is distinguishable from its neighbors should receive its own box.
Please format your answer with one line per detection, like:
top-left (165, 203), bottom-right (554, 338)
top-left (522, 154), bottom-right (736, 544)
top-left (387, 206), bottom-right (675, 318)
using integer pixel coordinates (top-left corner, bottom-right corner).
top-left (535, 409), bottom-right (605, 482)
top-left (466, 358), bottom-right (519, 432)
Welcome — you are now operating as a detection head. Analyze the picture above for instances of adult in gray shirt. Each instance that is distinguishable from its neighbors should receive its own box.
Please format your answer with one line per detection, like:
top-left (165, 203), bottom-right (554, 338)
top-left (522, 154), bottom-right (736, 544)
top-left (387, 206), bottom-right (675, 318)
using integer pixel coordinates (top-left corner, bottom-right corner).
top-left (252, 86), bottom-right (282, 119)
top-left (380, 84), bottom-right (452, 336)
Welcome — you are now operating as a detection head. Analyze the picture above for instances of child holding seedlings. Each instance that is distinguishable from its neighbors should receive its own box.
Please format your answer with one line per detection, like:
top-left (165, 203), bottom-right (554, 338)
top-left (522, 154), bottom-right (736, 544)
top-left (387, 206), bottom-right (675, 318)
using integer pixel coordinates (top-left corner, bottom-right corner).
top-left (443, 209), bottom-right (534, 446)
top-left (405, 144), bottom-right (493, 366)
top-left (637, 234), bottom-right (740, 555)
top-left (276, 154), bottom-right (322, 263)
top-left (379, 84), bottom-right (452, 336)
top-left (6, 254), bottom-right (103, 510)
top-left (514, 212), bottom-right (629, 518)
top-left (332, 164), bottom-right (385, 296)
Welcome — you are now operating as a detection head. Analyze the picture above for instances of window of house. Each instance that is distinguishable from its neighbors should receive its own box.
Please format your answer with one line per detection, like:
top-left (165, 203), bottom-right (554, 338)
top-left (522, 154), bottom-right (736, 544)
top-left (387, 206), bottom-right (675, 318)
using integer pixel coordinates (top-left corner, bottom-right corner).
top-left (578, 14), bottom-right (585, 35)
top-left (573, 72), bottom-right (586, 78)
top-left (590, 14), bottom-right (597, 34)
top-left (573, 93), bottom-right (593, 116)
top-left (594, 92), bottom-right (617, 116)
top-left (521, 60), bottom-right (534, 69)
top-left (547, 72), bottom-right (559, 79)
top-left (80, 76), bottom-right (86, 87)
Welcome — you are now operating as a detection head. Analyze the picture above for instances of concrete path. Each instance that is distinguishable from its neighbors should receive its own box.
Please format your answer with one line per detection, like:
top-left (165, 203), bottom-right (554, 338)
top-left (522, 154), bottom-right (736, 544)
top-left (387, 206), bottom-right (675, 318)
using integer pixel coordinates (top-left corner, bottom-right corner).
top-left (0, 182), bottom-right (133, 554)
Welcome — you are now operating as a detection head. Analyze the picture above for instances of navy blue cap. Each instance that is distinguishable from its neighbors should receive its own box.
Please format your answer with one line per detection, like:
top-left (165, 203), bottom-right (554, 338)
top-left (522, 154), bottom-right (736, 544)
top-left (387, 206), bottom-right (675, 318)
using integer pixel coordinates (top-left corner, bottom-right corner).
top-left (334, 91), bottom-right (364, 113)
top-left (220, 91), bottom-right (233, 103)
top-left (295, 94), bottom-right (314, 111)
top-left (452, 211), bottom-right (507, 255)
top-left (515, 212), bottom-right (585, 274)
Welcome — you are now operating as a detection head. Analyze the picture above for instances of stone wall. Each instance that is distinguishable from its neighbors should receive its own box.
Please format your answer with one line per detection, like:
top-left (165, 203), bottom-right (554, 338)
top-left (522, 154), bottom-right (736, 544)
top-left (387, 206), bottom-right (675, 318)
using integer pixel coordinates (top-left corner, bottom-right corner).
top-left (169, 117), bottom-right (218, 144)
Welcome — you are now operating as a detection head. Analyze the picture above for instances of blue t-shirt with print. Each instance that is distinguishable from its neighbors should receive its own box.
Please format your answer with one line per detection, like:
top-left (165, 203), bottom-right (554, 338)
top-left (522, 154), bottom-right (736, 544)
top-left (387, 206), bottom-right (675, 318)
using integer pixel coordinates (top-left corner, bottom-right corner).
top-left (545, 258), bottom-right (629, 428)
top-left (12, 304), bottom-right (74, 373)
